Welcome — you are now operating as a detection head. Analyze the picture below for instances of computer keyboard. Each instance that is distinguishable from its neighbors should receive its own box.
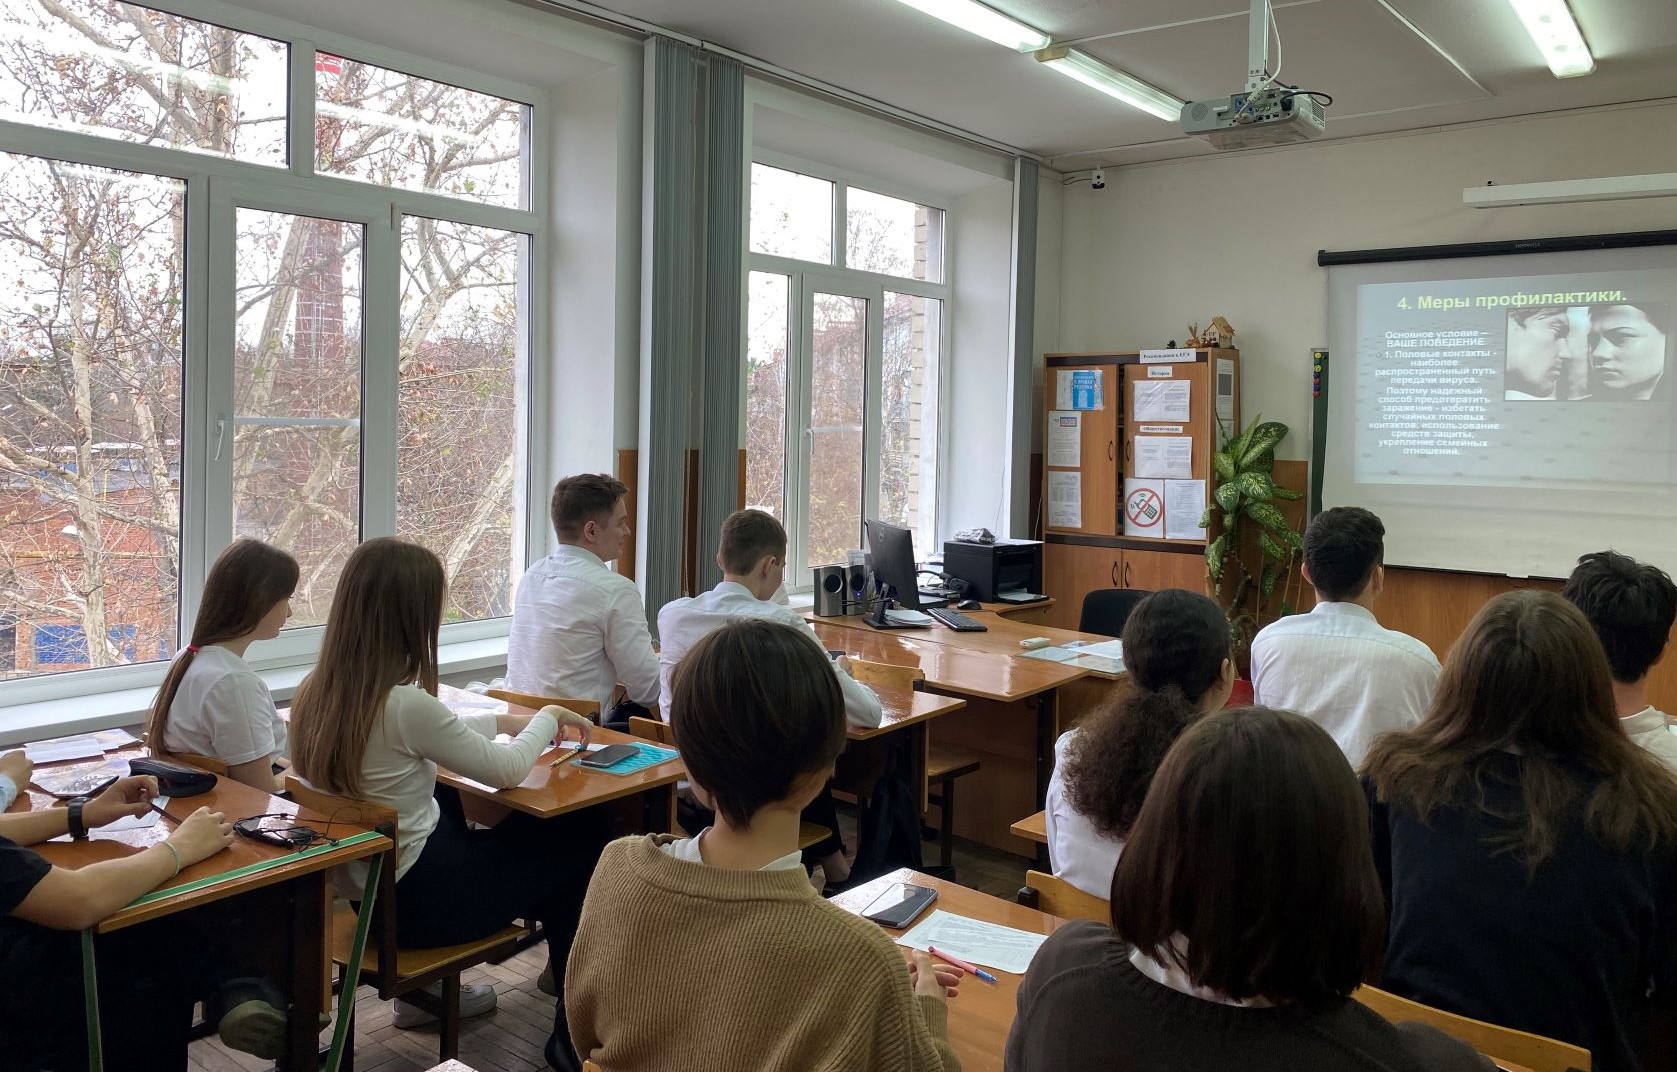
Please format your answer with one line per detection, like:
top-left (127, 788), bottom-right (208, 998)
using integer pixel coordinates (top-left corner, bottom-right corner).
top-left (928, 608), bottom-right (987, 632)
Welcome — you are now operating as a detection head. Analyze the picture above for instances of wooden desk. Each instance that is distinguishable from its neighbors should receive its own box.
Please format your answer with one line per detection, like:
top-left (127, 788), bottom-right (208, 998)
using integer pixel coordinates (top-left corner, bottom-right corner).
top-left (436, 724), bottom-right (684, 822)
top-left (830, 868), bottom-right (1065, 1072)
top-left (24, 752), bottom-right (389, 1069)
top-left (849, 685), bottom-right (967, 741)
top-left (1010, 810), bottom-right (1048, 846)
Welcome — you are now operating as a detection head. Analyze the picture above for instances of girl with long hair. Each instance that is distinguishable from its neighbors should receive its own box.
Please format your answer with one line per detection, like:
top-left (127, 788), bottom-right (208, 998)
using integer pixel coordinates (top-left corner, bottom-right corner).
top-left (146, 539), bottom-right (298, 790)
top-left (1364, 590), bottom-right (1677, 1072)
top-left (1046, 589), bottom-right (1234, 896)
top-left (288, 538), bottom-right (599, 1067)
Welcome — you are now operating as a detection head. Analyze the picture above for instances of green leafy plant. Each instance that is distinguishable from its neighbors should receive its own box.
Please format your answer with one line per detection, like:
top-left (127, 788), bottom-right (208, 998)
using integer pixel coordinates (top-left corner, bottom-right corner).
top-left (1201, 415), bottom-right (1304, 660)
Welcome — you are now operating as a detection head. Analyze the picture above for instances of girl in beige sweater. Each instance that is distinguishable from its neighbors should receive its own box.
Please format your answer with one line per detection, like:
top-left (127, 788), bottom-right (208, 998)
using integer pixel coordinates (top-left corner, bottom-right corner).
top-left (565, 618), bottom-right (961, 1071)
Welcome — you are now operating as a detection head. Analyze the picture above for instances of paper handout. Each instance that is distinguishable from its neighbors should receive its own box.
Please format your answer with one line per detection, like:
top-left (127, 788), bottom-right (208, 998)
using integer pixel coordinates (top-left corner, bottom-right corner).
top-left (896, 909), bottom-right (1052, 975)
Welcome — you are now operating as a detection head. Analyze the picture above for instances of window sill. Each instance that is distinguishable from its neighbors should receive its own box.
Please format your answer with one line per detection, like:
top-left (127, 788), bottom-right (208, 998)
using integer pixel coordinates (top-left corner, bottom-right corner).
top-left (0, 635), bottom-right (512, 748)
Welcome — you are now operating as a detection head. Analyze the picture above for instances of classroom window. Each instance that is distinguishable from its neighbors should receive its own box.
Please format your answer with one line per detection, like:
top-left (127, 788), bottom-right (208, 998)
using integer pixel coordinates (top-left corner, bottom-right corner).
top-left (396, 217), bottom-right (527, 622)
top-left (749, 163), bottom-right (833, 264)
top-left (746, 160), bottom-right (948, 585)
top-left (0, 9), bottom-right (543, 707)
top-left (0, 1), bottom-right (288, 165)
top-left (315, 54), bottom-right (529, 209)
top-left (232, 209), bottom-right (366, 628)
top-left (0, 152), bottom-right (185, 682)
top-left (847, 188), bottom-right (944, 283)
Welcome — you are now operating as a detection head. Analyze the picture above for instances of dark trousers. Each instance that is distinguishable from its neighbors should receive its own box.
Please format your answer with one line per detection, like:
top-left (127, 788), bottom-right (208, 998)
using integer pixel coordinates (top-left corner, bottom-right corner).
top-left (393, 792), bottom-right (607, 1069)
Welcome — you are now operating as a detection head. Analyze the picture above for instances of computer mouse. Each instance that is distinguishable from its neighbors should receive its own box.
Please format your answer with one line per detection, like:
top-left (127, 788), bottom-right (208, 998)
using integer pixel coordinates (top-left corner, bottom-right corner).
top-left (956, 599), bottom-right (982, 611)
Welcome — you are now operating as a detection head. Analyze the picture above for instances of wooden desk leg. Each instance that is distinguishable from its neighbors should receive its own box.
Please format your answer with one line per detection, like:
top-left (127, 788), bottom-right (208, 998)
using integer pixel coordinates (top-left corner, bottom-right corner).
top-left (282, 870), bottom-right (327, 1071)
top-left (643, 783), bottom-right (676, 835)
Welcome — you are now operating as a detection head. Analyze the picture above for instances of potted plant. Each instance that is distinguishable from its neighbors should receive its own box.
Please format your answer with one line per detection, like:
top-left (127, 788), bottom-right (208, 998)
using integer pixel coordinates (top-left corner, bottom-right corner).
top-left (1201, 415), bottom-right (1304, 672)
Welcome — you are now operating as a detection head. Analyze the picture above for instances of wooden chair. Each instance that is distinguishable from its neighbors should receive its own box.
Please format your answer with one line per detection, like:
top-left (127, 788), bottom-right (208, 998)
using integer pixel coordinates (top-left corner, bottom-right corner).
top-left (1016, 869), bottom-right (1110, 924)
top-left (486, 688), bottom-right (602, 721)
top-left (1354, 986), bottom-right (1590, 1072)
top-left (284, 777), bottom-right (528, 1062)
top-left (847, 658), bottom-right (924, 691)
top-left (630, 716), bottom-right (830, 850)
top-left (582, 1062), bottom-right (603, 1072)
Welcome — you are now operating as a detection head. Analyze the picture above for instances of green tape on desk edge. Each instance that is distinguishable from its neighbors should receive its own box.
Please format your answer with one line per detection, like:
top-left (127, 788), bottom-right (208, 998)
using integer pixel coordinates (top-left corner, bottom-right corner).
top-left (126, 830), bottom-right (384, 908)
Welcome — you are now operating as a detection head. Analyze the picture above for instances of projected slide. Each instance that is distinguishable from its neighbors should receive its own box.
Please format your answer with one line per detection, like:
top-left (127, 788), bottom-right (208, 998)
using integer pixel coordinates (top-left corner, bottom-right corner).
top-left (1354, 270), bottom-right (1674, 488)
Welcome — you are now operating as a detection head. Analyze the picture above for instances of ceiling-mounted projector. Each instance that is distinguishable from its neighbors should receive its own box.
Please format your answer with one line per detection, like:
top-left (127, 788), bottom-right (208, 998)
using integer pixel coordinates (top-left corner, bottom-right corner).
top-left (1181, 0), bottom-right (1329, 150)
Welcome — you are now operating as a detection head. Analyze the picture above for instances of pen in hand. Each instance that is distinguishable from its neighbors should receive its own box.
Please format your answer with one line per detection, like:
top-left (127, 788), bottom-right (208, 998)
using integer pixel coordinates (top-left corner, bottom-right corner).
top-left (929, 945), bottom-right (997, 984)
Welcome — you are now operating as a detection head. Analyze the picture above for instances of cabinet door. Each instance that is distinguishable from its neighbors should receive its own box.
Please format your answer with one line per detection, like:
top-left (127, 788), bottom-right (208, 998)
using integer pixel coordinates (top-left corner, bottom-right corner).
top-left (1123, 547), bottom-right (1208, 595)
top-left (1046, 364), bottom-right (1119, 536)
top-left (1044, 542), bottom-right (1122, 631)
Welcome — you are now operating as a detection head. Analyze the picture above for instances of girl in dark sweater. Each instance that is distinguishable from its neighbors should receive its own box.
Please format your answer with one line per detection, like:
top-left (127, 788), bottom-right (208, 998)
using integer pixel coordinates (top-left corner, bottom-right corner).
top-left (1006, 706), bottom-right (1489, 1072)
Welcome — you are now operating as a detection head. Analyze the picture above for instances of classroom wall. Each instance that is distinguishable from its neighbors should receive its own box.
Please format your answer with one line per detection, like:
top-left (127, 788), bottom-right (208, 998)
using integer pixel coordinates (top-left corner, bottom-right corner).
top-left (1055, 99), bottom-right (1677, 461)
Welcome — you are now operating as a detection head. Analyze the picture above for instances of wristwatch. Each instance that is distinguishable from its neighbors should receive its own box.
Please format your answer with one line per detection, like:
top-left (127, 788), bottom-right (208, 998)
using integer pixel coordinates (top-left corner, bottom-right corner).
top-left (67, 796), bottom-right (90, 840)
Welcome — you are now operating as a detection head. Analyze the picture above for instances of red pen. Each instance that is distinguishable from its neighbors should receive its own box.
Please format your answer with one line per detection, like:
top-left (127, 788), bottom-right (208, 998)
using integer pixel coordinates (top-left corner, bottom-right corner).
top-left (928, 945), bottom-right (997, 984)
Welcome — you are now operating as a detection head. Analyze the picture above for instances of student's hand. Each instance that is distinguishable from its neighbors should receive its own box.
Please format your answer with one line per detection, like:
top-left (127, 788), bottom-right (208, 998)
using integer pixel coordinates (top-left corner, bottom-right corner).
top-left (909, 951), bottom-right (962, 1000)
top-left (543, 706), bottom-right (595, 749)
top-left (0, 749), bottom-right (31, 790)
top-left (832, 654), bottom-right (853, 676)
top-left (166, 807), bottom-right (235, 867)
top-left (83, 776), bottom-right (160, 827)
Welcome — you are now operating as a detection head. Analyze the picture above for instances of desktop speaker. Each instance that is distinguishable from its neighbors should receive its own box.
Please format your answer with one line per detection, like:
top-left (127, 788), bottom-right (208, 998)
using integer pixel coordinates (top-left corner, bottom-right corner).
top-left (813, 564), bottom-right (848, 616)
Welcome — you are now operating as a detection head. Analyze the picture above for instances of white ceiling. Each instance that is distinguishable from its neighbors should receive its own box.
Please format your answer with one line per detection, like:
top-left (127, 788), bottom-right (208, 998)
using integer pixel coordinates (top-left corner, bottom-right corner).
top-left (584, 0), bottom-right (1677, 166)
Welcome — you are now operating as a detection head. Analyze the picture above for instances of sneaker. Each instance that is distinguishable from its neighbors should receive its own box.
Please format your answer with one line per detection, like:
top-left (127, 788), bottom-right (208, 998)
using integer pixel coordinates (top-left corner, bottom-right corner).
top-left (392, 981), bottom-right (497, 1028)
top-left (218, 999), bottom-right (287, 1060)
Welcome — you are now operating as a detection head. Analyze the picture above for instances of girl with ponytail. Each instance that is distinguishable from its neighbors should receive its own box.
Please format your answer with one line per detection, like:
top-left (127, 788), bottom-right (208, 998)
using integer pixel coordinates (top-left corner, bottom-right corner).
top-left (1047, 589), bottom-right (1235, 897)
top-left (145, 539), bottom-right (298, 790)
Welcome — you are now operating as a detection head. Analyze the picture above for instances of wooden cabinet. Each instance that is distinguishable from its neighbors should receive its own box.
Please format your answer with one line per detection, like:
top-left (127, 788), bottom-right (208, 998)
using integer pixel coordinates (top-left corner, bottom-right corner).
top-left (1043, 541), bottom-right (1122, 631)
top-left (1122, 547), bottom-right (1208, 595)
top-left (1044, 362), bottom-right (1119, 536)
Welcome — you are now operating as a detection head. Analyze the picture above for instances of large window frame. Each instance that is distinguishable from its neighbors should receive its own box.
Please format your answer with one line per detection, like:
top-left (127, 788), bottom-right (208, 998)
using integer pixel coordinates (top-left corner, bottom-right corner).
top-left (0, 0), bottom-right (550, 712)
top-left (746, 150), bottom-right (951, 590)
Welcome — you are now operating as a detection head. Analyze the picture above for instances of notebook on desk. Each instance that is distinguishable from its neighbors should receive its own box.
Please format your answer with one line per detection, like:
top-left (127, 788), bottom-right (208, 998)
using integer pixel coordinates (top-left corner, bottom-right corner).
top-left (994, 589), bottom-right (1046, 605)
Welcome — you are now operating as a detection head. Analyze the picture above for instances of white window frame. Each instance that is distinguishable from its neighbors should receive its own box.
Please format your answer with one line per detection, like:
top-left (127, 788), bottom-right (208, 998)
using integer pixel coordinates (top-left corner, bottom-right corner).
top-left (0, 0), bottom-right (551, 713)
top-left (746, 150), bottom-right (952, 590)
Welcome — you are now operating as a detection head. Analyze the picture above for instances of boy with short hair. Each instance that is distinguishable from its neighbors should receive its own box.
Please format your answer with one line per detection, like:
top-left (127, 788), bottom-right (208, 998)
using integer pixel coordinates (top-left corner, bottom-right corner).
top-left (566, 619), bottom-right (961, 1072)
top-left (1562, 549), bottom-right (1677, 770)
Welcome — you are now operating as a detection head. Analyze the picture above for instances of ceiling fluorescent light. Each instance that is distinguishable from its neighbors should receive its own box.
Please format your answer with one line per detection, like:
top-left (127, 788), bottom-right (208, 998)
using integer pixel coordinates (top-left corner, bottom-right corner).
top-left (889, 0), bottom-right (1050, 52)
top-left (1505, 0), bottom-right (1595, 78)
top-left (1035, 47), bottom-right (1183, 122)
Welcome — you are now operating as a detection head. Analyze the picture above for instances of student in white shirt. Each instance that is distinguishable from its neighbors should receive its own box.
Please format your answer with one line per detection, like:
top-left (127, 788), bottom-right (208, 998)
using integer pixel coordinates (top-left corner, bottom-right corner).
top-left (290, 537), bottom-right (598, 1070)
top-left (1250, 507), bottom-right (1440, 767)
top-left (1562, 550), bottom-right (1677, 771)
top-left (506, 473), bottom-right (660, 722)
top-left (145, 539), bottom-right (298, 791)
top-left (1047, 589), bottom-right (1234, 898)
top-left (656, 508), bottom-right (882, 730)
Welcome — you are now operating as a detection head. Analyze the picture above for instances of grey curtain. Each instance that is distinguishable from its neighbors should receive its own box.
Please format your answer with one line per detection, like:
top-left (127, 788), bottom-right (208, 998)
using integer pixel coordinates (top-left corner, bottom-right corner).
top-left (1004, 156), bottom-right (1039, 537)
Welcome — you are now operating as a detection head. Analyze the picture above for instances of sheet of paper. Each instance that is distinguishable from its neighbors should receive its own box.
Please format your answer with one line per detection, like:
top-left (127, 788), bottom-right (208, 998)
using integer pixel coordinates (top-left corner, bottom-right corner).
top-left (1134, 435), bottom-right (1193, 479)
top-left (1047, 471), bottom-right (1082, 529)
top-left (25, 736), bottom-right (106, 764)
top-left (91, 728), bottom-right (138, 749)
top-left (1054, 370), bottom-right (1072, 409)
top-left (101, 796), bottom-right (169, 832)
top-left (1140, 348), bottom-right (1196, 364)
top-left (1133, 380), bottom-right (1191, 422)
top-left (1057, 369), bottom-right (1103, 410)
top-left (1165, 479), bottom-right (1209, 540)
top-left (1124, 478), bottom-right (1165, 538)
top-left (1216, 357), bottom-right (1236, 424)
top-left (896, 909), bottom-right (1052, 975)
top-left (1065, 639), bottom-right (1125, 660)
top-left (1047, 412), bottom-right (1081, 467)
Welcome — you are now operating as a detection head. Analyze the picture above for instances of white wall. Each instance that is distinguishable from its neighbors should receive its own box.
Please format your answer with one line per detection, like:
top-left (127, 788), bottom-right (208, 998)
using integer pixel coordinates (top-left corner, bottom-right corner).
top-left (1056, 100), bottom-right (1677, 460)
top-left (943, 179), bottom-right (1016, 537)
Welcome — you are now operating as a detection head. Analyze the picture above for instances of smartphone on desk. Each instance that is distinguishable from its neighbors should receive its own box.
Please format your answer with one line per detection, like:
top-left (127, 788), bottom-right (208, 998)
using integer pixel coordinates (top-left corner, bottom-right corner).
top-left (577, 743), bottom-right (640, 769)
top-left (861, 882), bottom-right (938, 928)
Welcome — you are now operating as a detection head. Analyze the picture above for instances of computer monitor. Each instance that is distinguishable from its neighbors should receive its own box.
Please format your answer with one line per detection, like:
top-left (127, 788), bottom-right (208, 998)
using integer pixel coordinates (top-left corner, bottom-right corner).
top-left (865, 519), bottom-right (922, 612)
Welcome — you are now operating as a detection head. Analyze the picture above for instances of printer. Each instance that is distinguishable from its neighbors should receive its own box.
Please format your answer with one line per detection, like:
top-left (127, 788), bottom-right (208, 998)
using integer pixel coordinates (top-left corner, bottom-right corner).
top-left (942, 539), bottom-right (1043, 603)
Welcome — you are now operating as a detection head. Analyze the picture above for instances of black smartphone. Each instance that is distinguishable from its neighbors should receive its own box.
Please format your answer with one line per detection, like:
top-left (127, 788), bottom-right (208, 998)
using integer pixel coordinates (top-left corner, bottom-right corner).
top-left (577, 743), bottom-right (640, 769)
top-left (860, 882), bottom-right (938, 928)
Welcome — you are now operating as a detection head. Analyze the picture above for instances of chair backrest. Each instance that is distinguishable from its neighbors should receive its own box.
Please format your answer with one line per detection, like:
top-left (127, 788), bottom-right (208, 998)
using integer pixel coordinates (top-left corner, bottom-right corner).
top-left (1022, 869), bottom-right (1110, 924)
top-left (628, 715), bottom-right (674, 746)
top-left (283, 775), bottom-right (399, 861)
top-left (582, 1061), bottom-right (603, 1072)
top-left (1079, 588), bottom-right (1149, 638)
top-left (486, 688), bottom-right (602, 720)
top-left (847, 659), bottom-right (925, 691)
top-left (1353, 986), bottom-right (1590, 1072)
top-left (157, 749), bottom-right (229, 776)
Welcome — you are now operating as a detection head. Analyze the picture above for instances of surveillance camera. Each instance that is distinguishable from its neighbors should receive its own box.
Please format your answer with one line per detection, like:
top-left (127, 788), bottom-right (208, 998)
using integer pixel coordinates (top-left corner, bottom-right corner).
top-left (1090, 167), bottom-right (1106, 190)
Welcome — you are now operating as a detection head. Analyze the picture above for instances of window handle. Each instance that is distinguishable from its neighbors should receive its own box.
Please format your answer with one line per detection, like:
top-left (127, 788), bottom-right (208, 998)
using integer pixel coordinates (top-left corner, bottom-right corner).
top-left (213, 416), bottom-right (227, 462)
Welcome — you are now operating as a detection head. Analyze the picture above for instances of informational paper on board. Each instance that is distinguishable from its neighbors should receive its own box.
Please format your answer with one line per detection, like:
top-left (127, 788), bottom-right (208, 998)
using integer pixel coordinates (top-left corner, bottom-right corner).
top-left (1048, 411), bottom-right (1081, 467)
top-left (1134, 379), bottom-right (1191, 422)
top-left (1216, 357), bottom-right (1236, 424)
top-left (1056, 369), bottom-right (1104, 411)
top-left (1165, 479), bottom-right (1208, 540)
top-left (1048, 471), bottom-right (1082, 528)
top-left (1140, 348), bottom-right (1196, 364)
top-left (1134, 435), bottom-right (1193, 479)
top-left (1124, 478), bottom-right (1165, 537)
